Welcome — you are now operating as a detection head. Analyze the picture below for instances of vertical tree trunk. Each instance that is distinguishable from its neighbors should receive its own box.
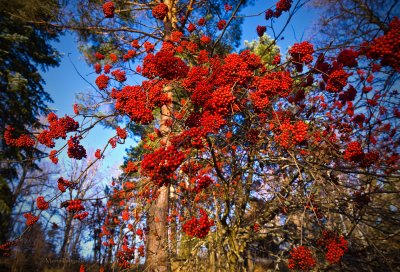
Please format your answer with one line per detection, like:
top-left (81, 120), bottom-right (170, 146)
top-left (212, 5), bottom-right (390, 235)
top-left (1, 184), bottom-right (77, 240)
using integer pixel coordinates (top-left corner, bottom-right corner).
top-left (60, 214), bottom-right (73, 259)
top-left (145, 1), bottom-right (177, 270)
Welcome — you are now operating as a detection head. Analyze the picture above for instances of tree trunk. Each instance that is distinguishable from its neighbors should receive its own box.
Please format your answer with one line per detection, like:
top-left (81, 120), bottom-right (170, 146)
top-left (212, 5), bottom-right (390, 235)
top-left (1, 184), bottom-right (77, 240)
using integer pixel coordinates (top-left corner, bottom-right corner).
top-left (146, 185), bottom-right (170, 271)
top-left (145, 1), bottom-right (177, 270)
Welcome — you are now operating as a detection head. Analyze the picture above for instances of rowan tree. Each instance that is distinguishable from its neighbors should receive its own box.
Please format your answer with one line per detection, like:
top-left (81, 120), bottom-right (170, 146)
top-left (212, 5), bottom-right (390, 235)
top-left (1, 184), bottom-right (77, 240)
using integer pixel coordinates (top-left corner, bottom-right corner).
top-left (1, 1), bottom-right (399, 272)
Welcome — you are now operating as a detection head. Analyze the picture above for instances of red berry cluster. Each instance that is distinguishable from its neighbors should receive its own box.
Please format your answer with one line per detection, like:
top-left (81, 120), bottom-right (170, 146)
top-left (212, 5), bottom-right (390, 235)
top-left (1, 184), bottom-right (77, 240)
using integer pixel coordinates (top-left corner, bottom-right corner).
top-left (274, 120), bottom-right (308, 148)
top-left (337, 49), bottom-right (359, 67)
top-left (109, 53), bottom-right (118, 63)
top-left (289, 41), bottom-right (314, 64)
top-left (364, 17), bottom-right (400, 71)
top-left (73, 212), bottom-right (89, 220)
top-left (67, 135), bottom-right (87, 160)
top-left (144, 41), bottom-right (155, 53)
top-left (95, 148), bottom-right (102, 159)
top-left (116, 244), bottom-right (135, 268)
top-left (111, 69), bottom-right (126, 82)
top-left (102, 1), bottom-right (115, 18)
top-left (3, 126), bottom-right (35, 148)
top-left (215, 51), bottom-right (262, 86)
top-left (171, 31), bottom-right (183, 42)
top-left (181, 161), bottom-right (202, 176)
top-left (170, 127), bottom-right (204, 149)
top-left (343, 141), bottom-right (363, 162)
top-left (49, 150), bottom-right (58, 164)
top-left (66, 199), bottom-right (85, 213)
top-left (253, 223), bottom-right (261, 232)
top-left (58, 177), bottom-right (73, 192)
top-left (141, 146), bottom-right (185, 186)
top-left (288, 246), bottom-right (316, 271)
top-left (188, 23), bottom-right (196, 32)
top-left (94, 63), bottom-right (101, 74)
top-left (325, 69), bottom-right (349, 93)
top-left (318, 230), bottom-right (348, 264)
top-left (95, 74), bottom-right (110, 90)
top-left (265, 9), bottom-right (274, 20)
top-left (95, 52), bottom-right (105, 60)
top-left (104, 64), bottom-right (112, 73)
top-left (182, 209), bottom-right (214, 238)
top-left (121, 210), bottom-right (130, 221)
top-left (142, 49), bottom-right (189, 80)
top-left (123, 50), bottom-right (136, 61)
top-left (36, 196), bottom-right (49, 210)
top-left (24, 213), bottom-right (39, 226)
top-left (197, 18), bottom-right (206, 26)
top-left (200, 35), bottom-right (211, 44)
top-left (193, 175), bottom-right (213, 193)
top-left (116, 126), bottom-right (127, 139)
top-left (113, 83), bottom-right (168, 124)
top-left (124, 161), bottom-right (138, 174)
top-left (136, 228), bottom-right (144, 240)
top-left (217, 20), bottom-right (227, 30)
top-left (338, 85), bottom-right (357, 103)
top-left (199, 111), bottom-right (227, 135)
top-left (256, 25), bottom-right (267, 37)
top-left (131, 39), bottom-right (140, 48)
top-left (208, 86), bottom-right (236, 116)
top-left (257, 71), bottom-right (293, 98)
top-left (224, 4), bottom-right (233, 11)
top-left (152, 3), bottom-right (169, 20)
top-left (38, 113), bottom-right (79, 148)
top-left (276, 0), bottom-right (293, 13)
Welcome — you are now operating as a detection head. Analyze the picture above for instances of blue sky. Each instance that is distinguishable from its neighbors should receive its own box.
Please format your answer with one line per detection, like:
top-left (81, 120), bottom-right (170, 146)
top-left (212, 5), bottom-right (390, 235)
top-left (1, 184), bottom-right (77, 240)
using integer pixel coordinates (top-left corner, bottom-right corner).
top-left (41, 1), bottom-right (318, 179)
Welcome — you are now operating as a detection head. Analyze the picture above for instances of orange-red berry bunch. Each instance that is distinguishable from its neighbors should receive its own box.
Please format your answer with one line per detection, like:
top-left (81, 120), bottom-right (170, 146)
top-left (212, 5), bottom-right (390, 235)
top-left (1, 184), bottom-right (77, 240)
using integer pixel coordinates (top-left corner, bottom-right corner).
top-left (73, 212), bottom-right (89, 221)
top-left (4, 126), bottom-right (35, 148)
top-left (24, 213), bottom-right (39, 226)
top-left (102, 1), bottom-right (115, 18)
top-left (66, 199), bottom-right (85, 213)
top-left (152, 3), bottom-right (169, 20)
top-left (274, 120), bottom-right (308, 149)
top-left (111, 69), bottom-right (126, 82)
top-left (36, 196), bottom-right (49, 210)
top-left (276, 0), bottom-right (293, 13)
top-left (288, 246), bottom-right (316, 271)
top-left (124, 161), bottom-right (138, 174)
top-left (364, 17), bottom-right (400, 71)
top-left (116, 126), bottom-right (127, 139)
top-left (217, 20), bottom-right (227, 30)
top-left (343, 141), bottom-right (363, 162)
top-left (113, 82), bottom-right (170, 124)
top-left (37, 113), bottom-right (79, 148)
top-left (337, 49), bottom-right (359, 67)
top-left (49, 150), bottom-right (58, 164)
top-left (141, 146), bottom-right (186, 186)
top-left (182, 209), bottom-right (214, 238)
top-left (58, 177), bottom-right (73, 192)
top-left (142, 49), bottom-right (189, 80)
top-left (317, 230), bottom-right (348, 264)
top-left (208, 86), bottom-right (236, 115)
top-left (289, 41), bottom-right (314, 64)
top-left (192, 175), bottom-right (213, 193)
top-left (257, 71), bottom-right (293, 99)
top-left (325, 69), bottom-right (349, 93)
top-left (95, 74), bottom-right (110, 90)
top-left (67, 135), bottom-right (87, 159)
top-left (116, 245), bottom-right (135, 269)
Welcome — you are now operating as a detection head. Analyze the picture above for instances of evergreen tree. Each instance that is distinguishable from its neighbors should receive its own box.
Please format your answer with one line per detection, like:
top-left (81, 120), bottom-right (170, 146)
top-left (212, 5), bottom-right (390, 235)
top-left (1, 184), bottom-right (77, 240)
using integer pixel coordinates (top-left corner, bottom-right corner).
top-left (0, 0), bottom-right (61, 243)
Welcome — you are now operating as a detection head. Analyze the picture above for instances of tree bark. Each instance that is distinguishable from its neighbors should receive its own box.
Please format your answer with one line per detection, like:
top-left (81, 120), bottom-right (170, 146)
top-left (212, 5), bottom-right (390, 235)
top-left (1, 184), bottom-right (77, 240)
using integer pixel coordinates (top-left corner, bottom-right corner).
top-left (145, 1), bottom-right (177, 270)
